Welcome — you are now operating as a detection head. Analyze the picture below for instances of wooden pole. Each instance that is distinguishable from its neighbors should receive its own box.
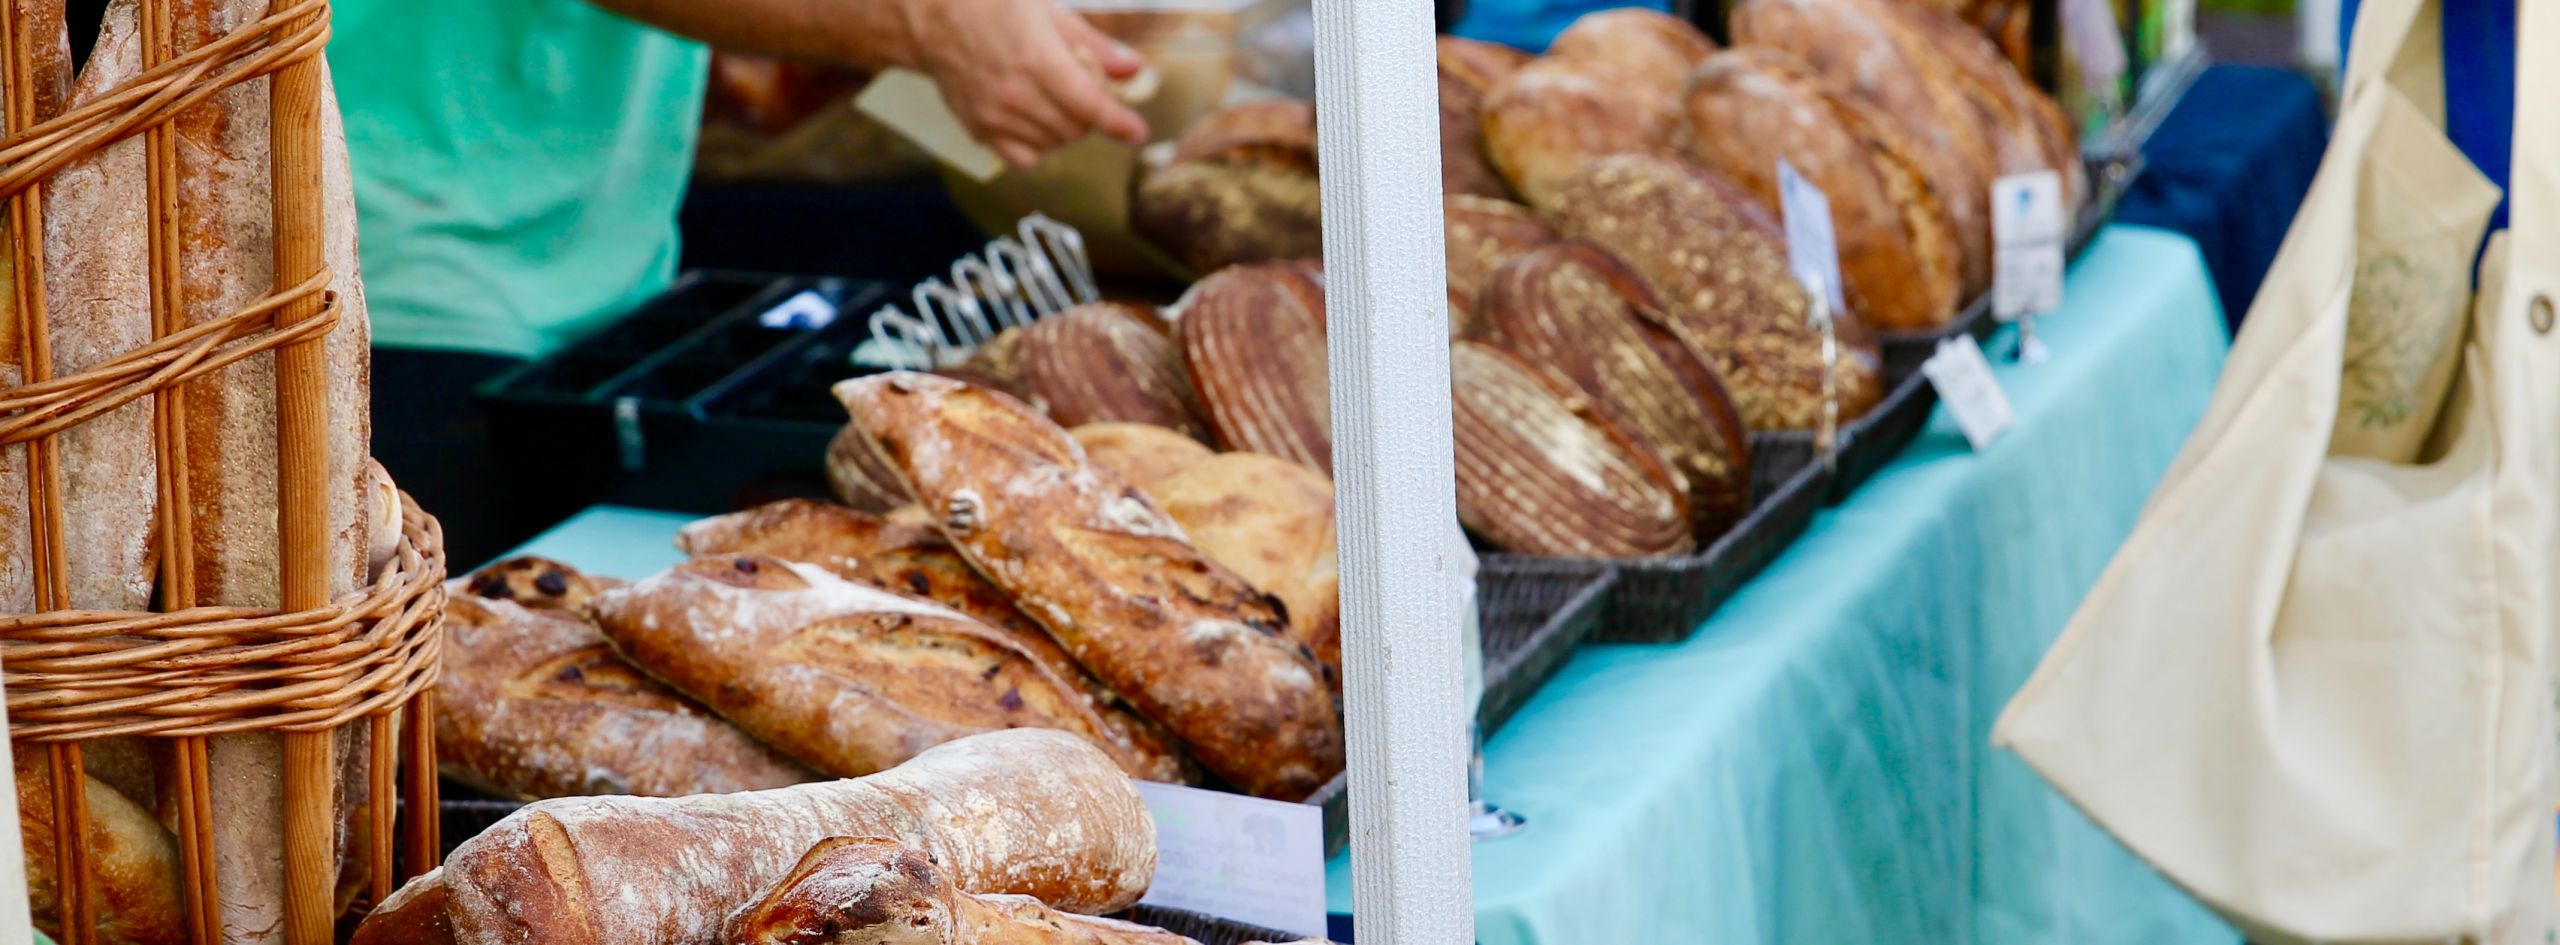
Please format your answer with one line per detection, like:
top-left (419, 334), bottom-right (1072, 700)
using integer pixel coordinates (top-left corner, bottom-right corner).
top-left (1309, 0), bottom-right (1470, 942)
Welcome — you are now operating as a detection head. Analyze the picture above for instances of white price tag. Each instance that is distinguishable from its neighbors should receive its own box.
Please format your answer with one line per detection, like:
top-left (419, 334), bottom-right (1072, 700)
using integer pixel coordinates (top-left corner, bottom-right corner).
top-left (1922, 334), bottom-right (2015, 451)
top-left (1778, 160), bottom-right (1846, 317)
top-left (1991, 171), bottom-right (2067, 321)
top-left (757, 289), bottom-right (840, 330)
top-left (1133, 782), bottom-right (1328, 938)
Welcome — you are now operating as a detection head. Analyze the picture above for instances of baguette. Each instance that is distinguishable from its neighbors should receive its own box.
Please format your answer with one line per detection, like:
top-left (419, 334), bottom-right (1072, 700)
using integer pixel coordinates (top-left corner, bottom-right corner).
top-left (835, 373), bottom-right (1342, 799)
top-left (17, 748), bottom-right (185, 945)
top-left (459, 554), bottom-right (623, 617)
top-left (827, 420), bottom-right (915, 513)
top-left (432, 729), bottom-right (1158, 945)
top-left (435, 587), bottom-right (817, 800)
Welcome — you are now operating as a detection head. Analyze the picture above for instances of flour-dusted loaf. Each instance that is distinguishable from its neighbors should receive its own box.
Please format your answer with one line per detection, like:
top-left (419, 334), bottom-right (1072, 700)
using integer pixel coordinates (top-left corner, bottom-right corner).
top-left (1681, 49), bottom-right (1962, 331)
top-left (1178, 264), bottom-right (1334, 474)
top-left (594, 554), bottom-right (1190, 783)
top-left (459, 555), bottom-right (623, 617)
top-left (1151, 453), bottom-right (1341, 680)
top-left (835, 373), bottom-right (1343, 799)
top-left (1436, 35), bottom-right (1530, 100)
top-left (1016, 302), bottom-right (1207, 438)
top-left (1480, 56), bottom-right (1680, 210)
top-left (1450, 339), bottom-right (1693, 558)
top-left (724, 837), bottom-right (1323, 945)
top-left (1069, 422), bottom-right (1217, 493)
top-left (17, 751), bottom-right (184, 945)
top-left (1443, 195), bottom-right (1556, 317)
top-left (1480, 243), bottom-right (1753, 538)
top-left (431, 729), bottom-right (1158, 945)
top-left (347, 869), bottom-right (452, 945)
top-left (1547, 154), bottom-right (1885, 430)
top-left (435, 585), bottom-right (816, 800)
top-left (1131, 101), bottom-right (1321, 276)
top-left (1543, 7), bottom-right (1718, 94)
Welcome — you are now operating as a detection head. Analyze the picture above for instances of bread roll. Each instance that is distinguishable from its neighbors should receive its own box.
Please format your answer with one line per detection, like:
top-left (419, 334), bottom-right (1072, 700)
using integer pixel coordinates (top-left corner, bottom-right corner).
top-left (459, 555), bottom-right (622, 617)
top-left (1070, 422), bottom-right (1217, 492)
top-left (1480, 56), bottom-right (1679, 210)
top-left (431, 729), bottom-right (1158, 945)
top-left (835, 373), bottom-right (1342, 800)
top-left (1681, 49), bottom-right (1962, 330)
top-left (1544, 7), bottom-right (1718, 94)
top-left (1152, 453), bottom-right (1341, 677)
top-left (1179, 264), bottom-right (1333, 473)
top-left (17, 750), bottom-right (184, 945)
top-left (1480, 243), bottom-right (1752, 537)
top-left (434, 587), bottom-right (817, 800)
top-left (1547, 154), bottom-right (1884, 430)
top-left (1443, 195), bottom-right (1556, 314)
top-left (1132, 102), bottom-right (1321, 275)
top-left (826, 420), bottom-right (915, 512)
top-left (1016, 303), bottom-right (1207, 438)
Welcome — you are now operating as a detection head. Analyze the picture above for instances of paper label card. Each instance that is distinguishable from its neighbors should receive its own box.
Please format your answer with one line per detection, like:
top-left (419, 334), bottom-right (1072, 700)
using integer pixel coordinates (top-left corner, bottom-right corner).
top-left (1991, 171), bottom-right (2067, 320)
top-left (758, 289), bottom-right (841, 331)
top-left (1778, 159), bottom-right (1846, 318)
top-left (1923, 334), bottom-right (2015, 450)
top-left (1134, 782), bottom-right (1329, 937)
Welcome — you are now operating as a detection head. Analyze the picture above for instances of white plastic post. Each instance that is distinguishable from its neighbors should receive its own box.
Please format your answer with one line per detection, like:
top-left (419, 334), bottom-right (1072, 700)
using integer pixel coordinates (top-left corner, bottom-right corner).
top-left (0, 688), bottom-right (29, 945)
top-left (1309, 0), bottom-right (1470, 943)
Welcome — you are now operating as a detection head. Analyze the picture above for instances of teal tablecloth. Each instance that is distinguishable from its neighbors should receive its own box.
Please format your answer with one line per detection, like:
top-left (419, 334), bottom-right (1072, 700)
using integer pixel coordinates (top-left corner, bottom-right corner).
top-left (498, 226), bottom-right (2234, 945)
top-left (1318, 226), bottom-right (2239, 944)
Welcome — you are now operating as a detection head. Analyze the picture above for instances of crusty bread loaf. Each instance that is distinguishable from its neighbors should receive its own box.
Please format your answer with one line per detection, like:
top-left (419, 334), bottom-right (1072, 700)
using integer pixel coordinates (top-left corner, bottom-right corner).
top-left (1544, 7), bottom-right (1718, 94)
top-left (435, 586), bottom-right (816, 800)
top-left (1547, 155), bottom-right (1885, 431)
top-left (431, 729), bottom-right (1158, 945)
top-left (1132, 102), bottom-right (1321, 276)
top-left (0, 0), bottom-right (70, 614)
top-left (594, 555), bottom-right (1190, 783)
top-left (1178, 264), bottom-right (1334, 474)
top-left (1681, 49), bottom-right (1962, 331)
top-left (1868, 0), bottom-right (2084, 209)
top-left (1436, 35), bottom-right (1530, 99)
top-left (1443, 195), bottom-right (1556, 316)
top-left (1170, 99), bottom-right (1317, 167)
top-left (1070, 422), bottom-right (1217, 493)
top-left (1450, 339), bottom-right (1693, 558)
top-left (347, 869), bottom-right (452, 945)
top-left (725, 837), bottom-right (1319, 945)
top-left (1440, 66), bottom-right (1510, 199)
top-left (459, 555), bottom-right (623, 617)
top-left (17, 749), bottom-right (185, 945)
top-left (835, 373), bottom-right (1342, 800)
top-left (826, 420), bottom-right (915, 512)
top-left (1480, 56), bottom-right (1680, 210)
top-left (1151, 453), bottom-right (1341, 679)
top-left (1016, 303), bottom-right (1207, 438)
top-left (1480, 243), bottom-right (1753, 538)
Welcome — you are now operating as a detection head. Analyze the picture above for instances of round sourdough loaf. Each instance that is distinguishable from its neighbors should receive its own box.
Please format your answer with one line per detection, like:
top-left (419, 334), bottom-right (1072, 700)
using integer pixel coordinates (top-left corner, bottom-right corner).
top-left (1178, 264), bottom-right (1334, 473)
top-left (1480, 56), bottom-right (1681, 210)
top-left (1480, 243), bottom-right (1754, 538)
top-left (1440, 66), bottom-right (1511, 198)
top-left (1153, 452), bottom-right (1342, 678)
top-left (1132, 101), bottom-right (1321, 275)
top-left (1443, 195), bottom-right (1557, 315)
top-left (1437, 35), bottom-right (1531, 99)
top-left (1869, 0), bottom-right (2085, 210)
top-left (1546, 154), bottom-right (1884, 431)
top-left (1543, 7), bottom-right (1719, 94)
top-left (1681, 49), bottom-right (1963, 331)
top-left (1015, 302), bottom-right (1208, 438)
top-left (1450, 339), bottom-right (1694, 558)
top-left (1069, 421), bottom-right (1217, 494)
top-left (826, 421), bottom-right (913, 512)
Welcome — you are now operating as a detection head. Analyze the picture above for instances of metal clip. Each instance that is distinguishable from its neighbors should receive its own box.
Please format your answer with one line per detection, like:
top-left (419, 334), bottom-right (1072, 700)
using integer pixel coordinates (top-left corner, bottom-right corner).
top-left (856, 215), bottom-right (1103, 372)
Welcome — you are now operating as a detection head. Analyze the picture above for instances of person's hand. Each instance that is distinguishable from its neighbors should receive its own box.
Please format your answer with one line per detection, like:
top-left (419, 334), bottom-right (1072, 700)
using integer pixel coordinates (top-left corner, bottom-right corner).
top-left (900, 0), bottom-right (1151, 168)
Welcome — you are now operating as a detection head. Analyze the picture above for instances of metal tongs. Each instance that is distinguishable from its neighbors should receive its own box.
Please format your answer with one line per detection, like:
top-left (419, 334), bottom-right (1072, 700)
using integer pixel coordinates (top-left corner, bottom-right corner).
top-left (860, 214), bottom-right (1100, 370)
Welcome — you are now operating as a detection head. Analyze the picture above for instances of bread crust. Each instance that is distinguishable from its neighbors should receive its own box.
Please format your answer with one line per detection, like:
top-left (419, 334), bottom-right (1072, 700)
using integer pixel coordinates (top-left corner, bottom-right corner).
top-left (1178, 265), bottom-right (1333, 474)
top-left (1480, 57), bottom-right (1679, 210)
top-left (1151, 453), bottom-right (1341, 679)
top-left (1068, 422), bottom-right (1216, 493)
top-left (1544, 7), bottom-right (1718, 94)
top-left (1449, 339), bottom-right (1694, 558)
top-left (1442, 195), bottom-right (1556, 316)
top-left (1016, 303), bottom-right (1207, 438)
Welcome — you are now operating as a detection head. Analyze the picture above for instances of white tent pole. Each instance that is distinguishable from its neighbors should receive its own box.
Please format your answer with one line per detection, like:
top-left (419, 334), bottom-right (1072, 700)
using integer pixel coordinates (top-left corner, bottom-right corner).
top-left (0, 687), bottom-right (30, 945)
top-left (1309, 0), bottom-right (1469, 943)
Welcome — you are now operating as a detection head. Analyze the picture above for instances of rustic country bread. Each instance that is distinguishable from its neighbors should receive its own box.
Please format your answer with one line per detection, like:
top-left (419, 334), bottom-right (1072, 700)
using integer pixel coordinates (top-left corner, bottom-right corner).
top-left (1069, 422), bottom-right (1217, 493)
top-left (1436, 35), bottom-right (1530, 99)
top-left (835, 373), bottom-right (1342, 800)
top-left (1450, 339), bottom-right (1693, 558)
top-left (430, 729), bottom-right (1157, 945)
top-left (1178, 264), bottom-right (1334, 474)
top-left (1480, 56), bottom-right (1680, 210)
top-left (17, 750), bottom-right (184, 945)
top-left (1732, 0), bottom-right (1998, 295)
top-left (434, 586), bottom-right (816, 800)
top-left (1151, 453), bottom-right (1341, 679)
top-left (1449, 287), bottom-right (1479, 338)
top-left (1479, 243), bottom-right (1753, 538)
top-left (1544, 7), bottom-right (1718, 94)
top-left (1870, 0), bottom-right (2084, 209)
top-left (460, 555), bottom-right (623, 617)
top-left (1443, 195), bottom-right (1557, 315)
top-left (1546, 154), bottom-right (1884, 430)
top-left (1016, 302), bottom-right (1207, 438)
top-left (949, 324), bottom-right (1032, 395)
top-left (725, 837), bottom-right (1321, 945)
top-left (827, 420), bottom-right (915, 512)
top-left (347, 869), bottom-right (452, 945)
top-left (1681, 49), bottom-right (1963, 331)
top-left (1132, 102), bottom-right (1321, 276)
top-left (0, 0), bottom-right (70, 614)
top-left (1440, 67), bottom-right (1510, 199)
top-left (1169, 99), bottom-right (1317, 168)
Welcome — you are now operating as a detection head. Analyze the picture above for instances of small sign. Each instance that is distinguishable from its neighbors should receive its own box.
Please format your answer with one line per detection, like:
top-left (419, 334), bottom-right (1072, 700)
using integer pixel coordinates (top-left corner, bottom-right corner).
top-left (1778, 160), bottom-right (1846, 317)
top-left (1922, 334), bottom-right (2015, 451)
top-left (758, 289), bottom-right (840, 331)
top-left (1133, 782), bottom-right (1328, 938)
top-left (1991, 171), bottom-right (2068, 321)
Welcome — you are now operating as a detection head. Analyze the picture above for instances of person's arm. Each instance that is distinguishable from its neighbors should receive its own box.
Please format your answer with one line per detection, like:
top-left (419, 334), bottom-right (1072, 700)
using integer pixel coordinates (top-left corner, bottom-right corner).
top-left (591, 0), bottom-right (1148, 167)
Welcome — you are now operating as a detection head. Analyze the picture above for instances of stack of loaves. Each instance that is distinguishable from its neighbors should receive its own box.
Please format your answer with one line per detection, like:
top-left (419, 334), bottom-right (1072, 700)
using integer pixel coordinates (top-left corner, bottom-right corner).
top-left (354, 728), bottom-right (1328, 945)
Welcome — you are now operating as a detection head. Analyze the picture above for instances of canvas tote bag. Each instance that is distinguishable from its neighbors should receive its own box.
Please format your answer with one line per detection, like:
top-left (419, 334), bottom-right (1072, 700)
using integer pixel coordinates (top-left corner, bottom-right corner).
top-left (1992, 0), bottom-right (2560, 939)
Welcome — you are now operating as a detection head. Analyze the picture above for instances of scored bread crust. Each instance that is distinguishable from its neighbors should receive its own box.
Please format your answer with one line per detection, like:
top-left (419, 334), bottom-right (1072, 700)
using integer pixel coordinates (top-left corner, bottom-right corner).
top-left (1016, 303), bottom-right (1208, 439)
top-left (1543, 7), bottom-right (1719, 94)
top-left (1449, 338), bottom-right (1694, 558)
top-left (726, 837), bottom-right (1225, 945)
top-left (1443, 195), bottom-right (1557, 315)
top-left (1150, 453), bottom-right (1342, 680)
top-left (1179, 265), bottom-right (1334, 474)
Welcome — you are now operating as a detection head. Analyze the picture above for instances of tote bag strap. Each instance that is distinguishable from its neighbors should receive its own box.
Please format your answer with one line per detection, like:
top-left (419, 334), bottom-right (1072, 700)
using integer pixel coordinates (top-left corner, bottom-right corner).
top-left (2514, 3), bottom-right (2557, 274)
top-left (2338, 0), bottom-right (2444, 121)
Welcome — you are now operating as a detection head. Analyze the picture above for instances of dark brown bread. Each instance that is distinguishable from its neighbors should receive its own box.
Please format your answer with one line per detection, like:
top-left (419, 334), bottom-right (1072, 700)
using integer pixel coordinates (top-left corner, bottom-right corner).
top-left (1169, 99), bottom-right (1317, 168)
top-left (1544, 7), bottom-right (1718, 94)
top-left (1681, 49), bottom-right (1963, 331)
top-left (1151, 453), bottom-right (1342, 681)
top-left (1450, 339), bottom-right (1693, 558)
top-left (1443, 195), bottom-right (1557, 314)
top-left (434, 588), bottom-right (817, 800)
top-left (1178, 264), bottom-right (1334, 474)
top-left (1480, 56), bottom-right (1680, 210)
top-left (17, 750), bottom-right (184, 945)
top-left (1545, 154), bottom-right (1884, 430)
top-left (1069, 422), bottom-right (1218, 493)
top-left (1016, 302), bottom-right (1208, 438)
top-left (432, 729), bottom-right (1158, 945)
top-left (1133, 102), bottom-right (1322, 275)
top-left (1479, 243), bottom-right (1753, 538)
top-left (834, 373), bottom-right (1343, 800)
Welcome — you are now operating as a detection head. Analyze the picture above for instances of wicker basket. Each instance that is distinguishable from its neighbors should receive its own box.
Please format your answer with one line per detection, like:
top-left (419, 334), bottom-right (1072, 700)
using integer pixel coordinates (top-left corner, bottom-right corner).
top-left (1, 2), bottom-right (447, 944)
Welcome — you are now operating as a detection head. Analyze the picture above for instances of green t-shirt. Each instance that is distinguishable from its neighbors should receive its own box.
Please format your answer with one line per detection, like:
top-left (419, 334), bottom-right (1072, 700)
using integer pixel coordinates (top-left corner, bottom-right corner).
top-left (328, 0), bottom-right (708, 359)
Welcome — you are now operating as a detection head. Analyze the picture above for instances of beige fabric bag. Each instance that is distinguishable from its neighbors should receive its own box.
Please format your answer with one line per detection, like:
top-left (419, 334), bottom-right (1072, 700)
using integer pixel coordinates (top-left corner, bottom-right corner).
top-left (1992, 0), bottom-right (2560, 940)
